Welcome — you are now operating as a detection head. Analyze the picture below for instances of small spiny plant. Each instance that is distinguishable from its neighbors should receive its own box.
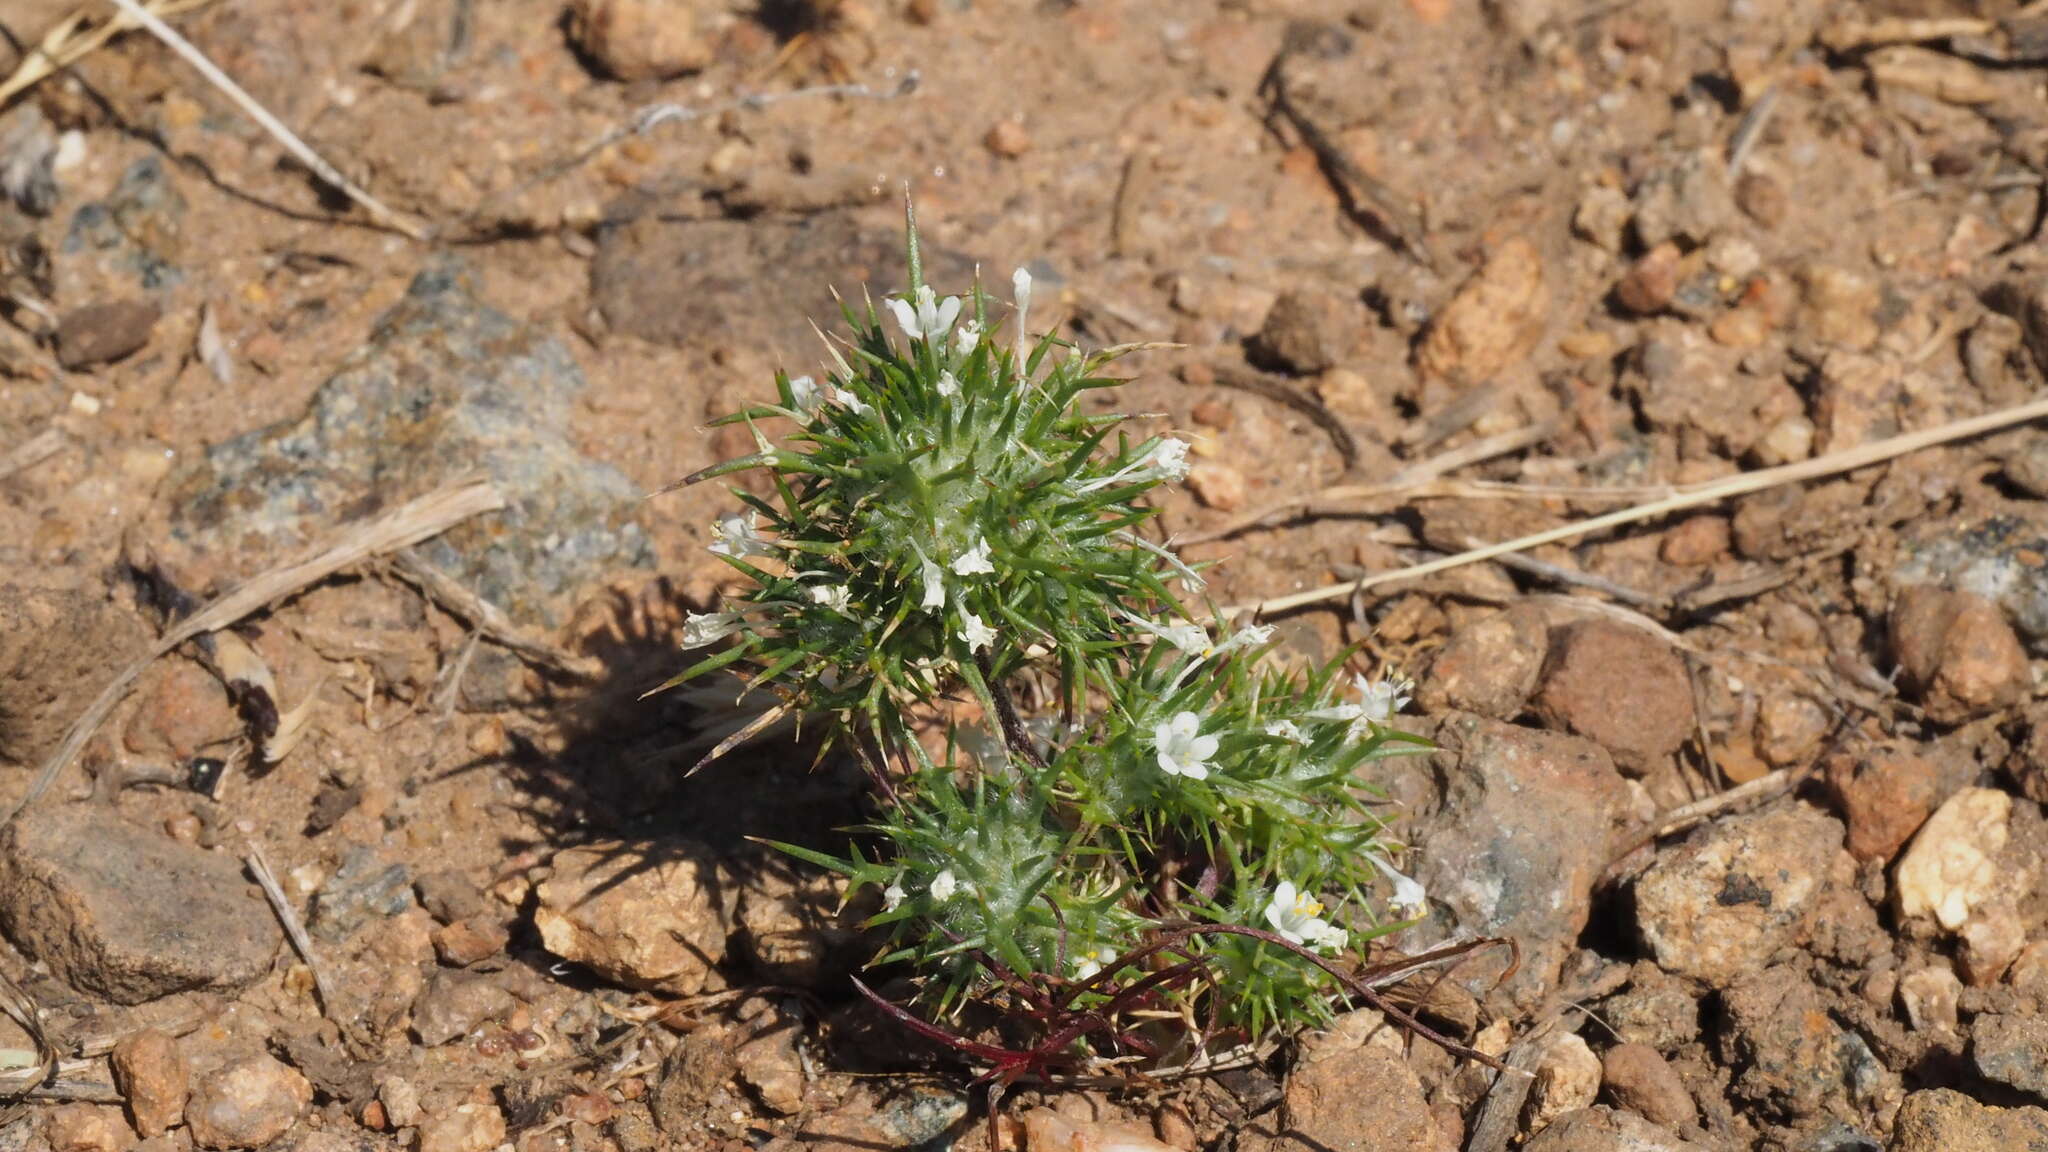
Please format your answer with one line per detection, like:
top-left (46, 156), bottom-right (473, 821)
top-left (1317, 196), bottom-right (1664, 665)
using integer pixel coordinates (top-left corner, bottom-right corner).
top-left (666, 201), bottom-right (1442, 1074)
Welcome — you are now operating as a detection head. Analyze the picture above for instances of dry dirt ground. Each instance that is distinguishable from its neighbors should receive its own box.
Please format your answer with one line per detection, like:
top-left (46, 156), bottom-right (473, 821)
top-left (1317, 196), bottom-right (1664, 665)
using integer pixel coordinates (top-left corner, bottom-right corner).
top-left (4, 0), bottom-right (2048, 1149)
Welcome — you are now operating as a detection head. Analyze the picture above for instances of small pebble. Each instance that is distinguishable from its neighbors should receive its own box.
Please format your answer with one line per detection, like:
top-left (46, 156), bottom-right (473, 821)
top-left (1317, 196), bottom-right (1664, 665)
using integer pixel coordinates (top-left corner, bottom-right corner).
top-left (1186, 462), bottom-right (1246, 511)
top-left (984, 120), bottom-right (1031, 158)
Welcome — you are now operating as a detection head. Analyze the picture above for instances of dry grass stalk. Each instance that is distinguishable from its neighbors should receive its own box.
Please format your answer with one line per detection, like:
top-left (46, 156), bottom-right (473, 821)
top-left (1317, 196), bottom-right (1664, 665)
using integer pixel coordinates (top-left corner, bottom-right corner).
top-left (0, 966), bottom-right (54, 1103)
top-left (390, 548), bottom-right (596, 678)
top-left (1, 478), bottom-right (505, 828)
top-left (0, 428), bottom-right (64, 480)
top-left (99, 0), bottom-right (425, 239)
top-left (245, 845), bottom-right (337, 1018)
top-left (1228, 395), bottom-right (2048, 619)
top-left (0, 0), bottom-right (215, 108)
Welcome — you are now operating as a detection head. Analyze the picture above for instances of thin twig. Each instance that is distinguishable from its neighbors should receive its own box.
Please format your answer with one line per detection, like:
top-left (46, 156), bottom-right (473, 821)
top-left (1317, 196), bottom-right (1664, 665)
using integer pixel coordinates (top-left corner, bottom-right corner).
top-left (389, 549), bottom-right (596, 678)
top-left (1227, 395), bottom-right (2048, 618)
top-left (1181, 424), bottom-right (1561, 544)
top-left (245, 846), bottom-right (338, 1020)
top-left (99, 0), bottom-right (425, 238)
top-left (0, 428), bottom-right (64, 480)
top-left (2, 479), bottom-right (505, 828)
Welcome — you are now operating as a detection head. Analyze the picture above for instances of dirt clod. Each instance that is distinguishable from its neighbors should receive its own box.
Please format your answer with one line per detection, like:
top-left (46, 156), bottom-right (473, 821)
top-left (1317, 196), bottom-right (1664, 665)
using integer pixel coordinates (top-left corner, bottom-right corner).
top-left (1415, 236), bottom-right (1547, 386)
top-left (567, 0), bottom-right (713, 80)
top-left (55, 299), bottom-right (160, 369)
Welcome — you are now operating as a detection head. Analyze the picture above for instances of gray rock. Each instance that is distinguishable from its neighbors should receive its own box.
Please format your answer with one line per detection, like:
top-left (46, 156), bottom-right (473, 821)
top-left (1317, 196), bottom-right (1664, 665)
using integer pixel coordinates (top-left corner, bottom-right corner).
top-left (1717, 967), bottom-right (1886, 1124)
top-left (159, 261), bottom-right (649, 625)
top-left (60, 154), bottom-right (185, 297)
top-left (1406, 714), bottom-right (1632, 1009)
top-left (311, 847), bottom-right (414, 942)
top-left (1893, 511), bottom-right (2048, 651)
top-left (1631, 152), bottom-right (1735, 250)
top-left (412, 971), bottom-right (516, 1046)
top-left (0, 805), bottom-right (280, 1003)
top-left (1631, 803), bottom-right (1843, 983)
top-left (1974, 1013), bottom-right (2048, 1104)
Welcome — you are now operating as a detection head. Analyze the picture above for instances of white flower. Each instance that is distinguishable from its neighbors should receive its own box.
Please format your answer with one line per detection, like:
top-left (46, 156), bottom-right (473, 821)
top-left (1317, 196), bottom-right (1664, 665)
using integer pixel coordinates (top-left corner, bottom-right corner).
top-left (1012, 266), bottom-right (1033, 358)
top-left (829, 385), bottom-right (871, 416)
top-left (1139, 437), bottom-right (1192, 482)
top-left (1264, 881), bottom-right (1348, 952)
top-left (955, 320), bottom-right (981, 355)
top-left (918, 551), bottom-right (947, 611)
top-left (1073, 945), bottom-right (1116, 982)
top-left (681, 611), bottom-right (746, 649)
top-left (787, 374), bottom-right (822, 415)
top-left (708, 513), bottom-right (775, 558)
top-left (1126, 612), bottom-right (1208, 654)
top-left (936, 370), bottom-right (960, 398)
top-left (1353, 675), bottom-right (1413, 726)
top-left (929, 869), bottom-right (960, 901)
top-left (953, 537), bottom-right (995, 577)
top-left (1153, 711), bottom-right (1218, 780)
top-left (1077, 437), bottom-right (1193, 493)
top-left (1216, 623), bottom-right (1276, 654)
top-left (887, 284), bottom-right (962, 343)
top-left (960, 609), bottom-right (996, 652)
top-left (882, 882), bottom-right (905, 912)
top-left (809, 584), bottom-right (852, 612)
top-left (1263, 719), bottom-right (1305, 743)
top-left (1366, 852), bottom-right (1428, 919)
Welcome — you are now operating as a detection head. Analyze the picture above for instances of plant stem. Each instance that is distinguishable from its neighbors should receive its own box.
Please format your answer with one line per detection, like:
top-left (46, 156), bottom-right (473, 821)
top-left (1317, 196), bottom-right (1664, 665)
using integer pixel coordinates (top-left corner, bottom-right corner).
top-left (980, 656), bottom-right (1048, 770)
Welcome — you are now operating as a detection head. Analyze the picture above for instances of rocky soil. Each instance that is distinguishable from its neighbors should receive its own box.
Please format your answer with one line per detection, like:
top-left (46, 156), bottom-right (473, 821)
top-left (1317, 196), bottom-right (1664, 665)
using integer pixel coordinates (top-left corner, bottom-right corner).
top-left (3, 0), bottom-right (2048, 1149)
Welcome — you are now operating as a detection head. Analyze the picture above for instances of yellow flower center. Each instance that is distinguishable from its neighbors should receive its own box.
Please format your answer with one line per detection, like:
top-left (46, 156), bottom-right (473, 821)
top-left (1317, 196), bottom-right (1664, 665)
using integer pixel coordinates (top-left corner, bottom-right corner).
top-left (1294, 896), bottom-right (1323, 919)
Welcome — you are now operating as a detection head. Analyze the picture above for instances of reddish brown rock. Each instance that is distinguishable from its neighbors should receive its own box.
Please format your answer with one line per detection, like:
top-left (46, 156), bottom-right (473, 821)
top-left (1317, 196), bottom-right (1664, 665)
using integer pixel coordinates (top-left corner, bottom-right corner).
top-left (1600, 1042), bottom-right (1695, 1128)
top-left (1891, 586), bottom-right (2030, 724)
top-left (1249, 289), bottom-right (1362, 375)
top-left (432, 918), bottom-right (510, 967)
top-left (1531, 620), bottom-right (1695, 775)
top-left (1417, 604), bottom-right (1549, 720)
top-left (1616, 242), bottom-right (1681, 315)
top-left (1658, 515), bottom-right (1729, 567)
top-left (1417, 236), bottom-right (1548, 385)
top-left (1823, 742), bottom-right (1949, 862)
top-left (567, 0), bottom-right (712, 80)
top-left (55, 299), bottom-right (160, 369)
top-left (111, 1028), bottom-right (189, 1138)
